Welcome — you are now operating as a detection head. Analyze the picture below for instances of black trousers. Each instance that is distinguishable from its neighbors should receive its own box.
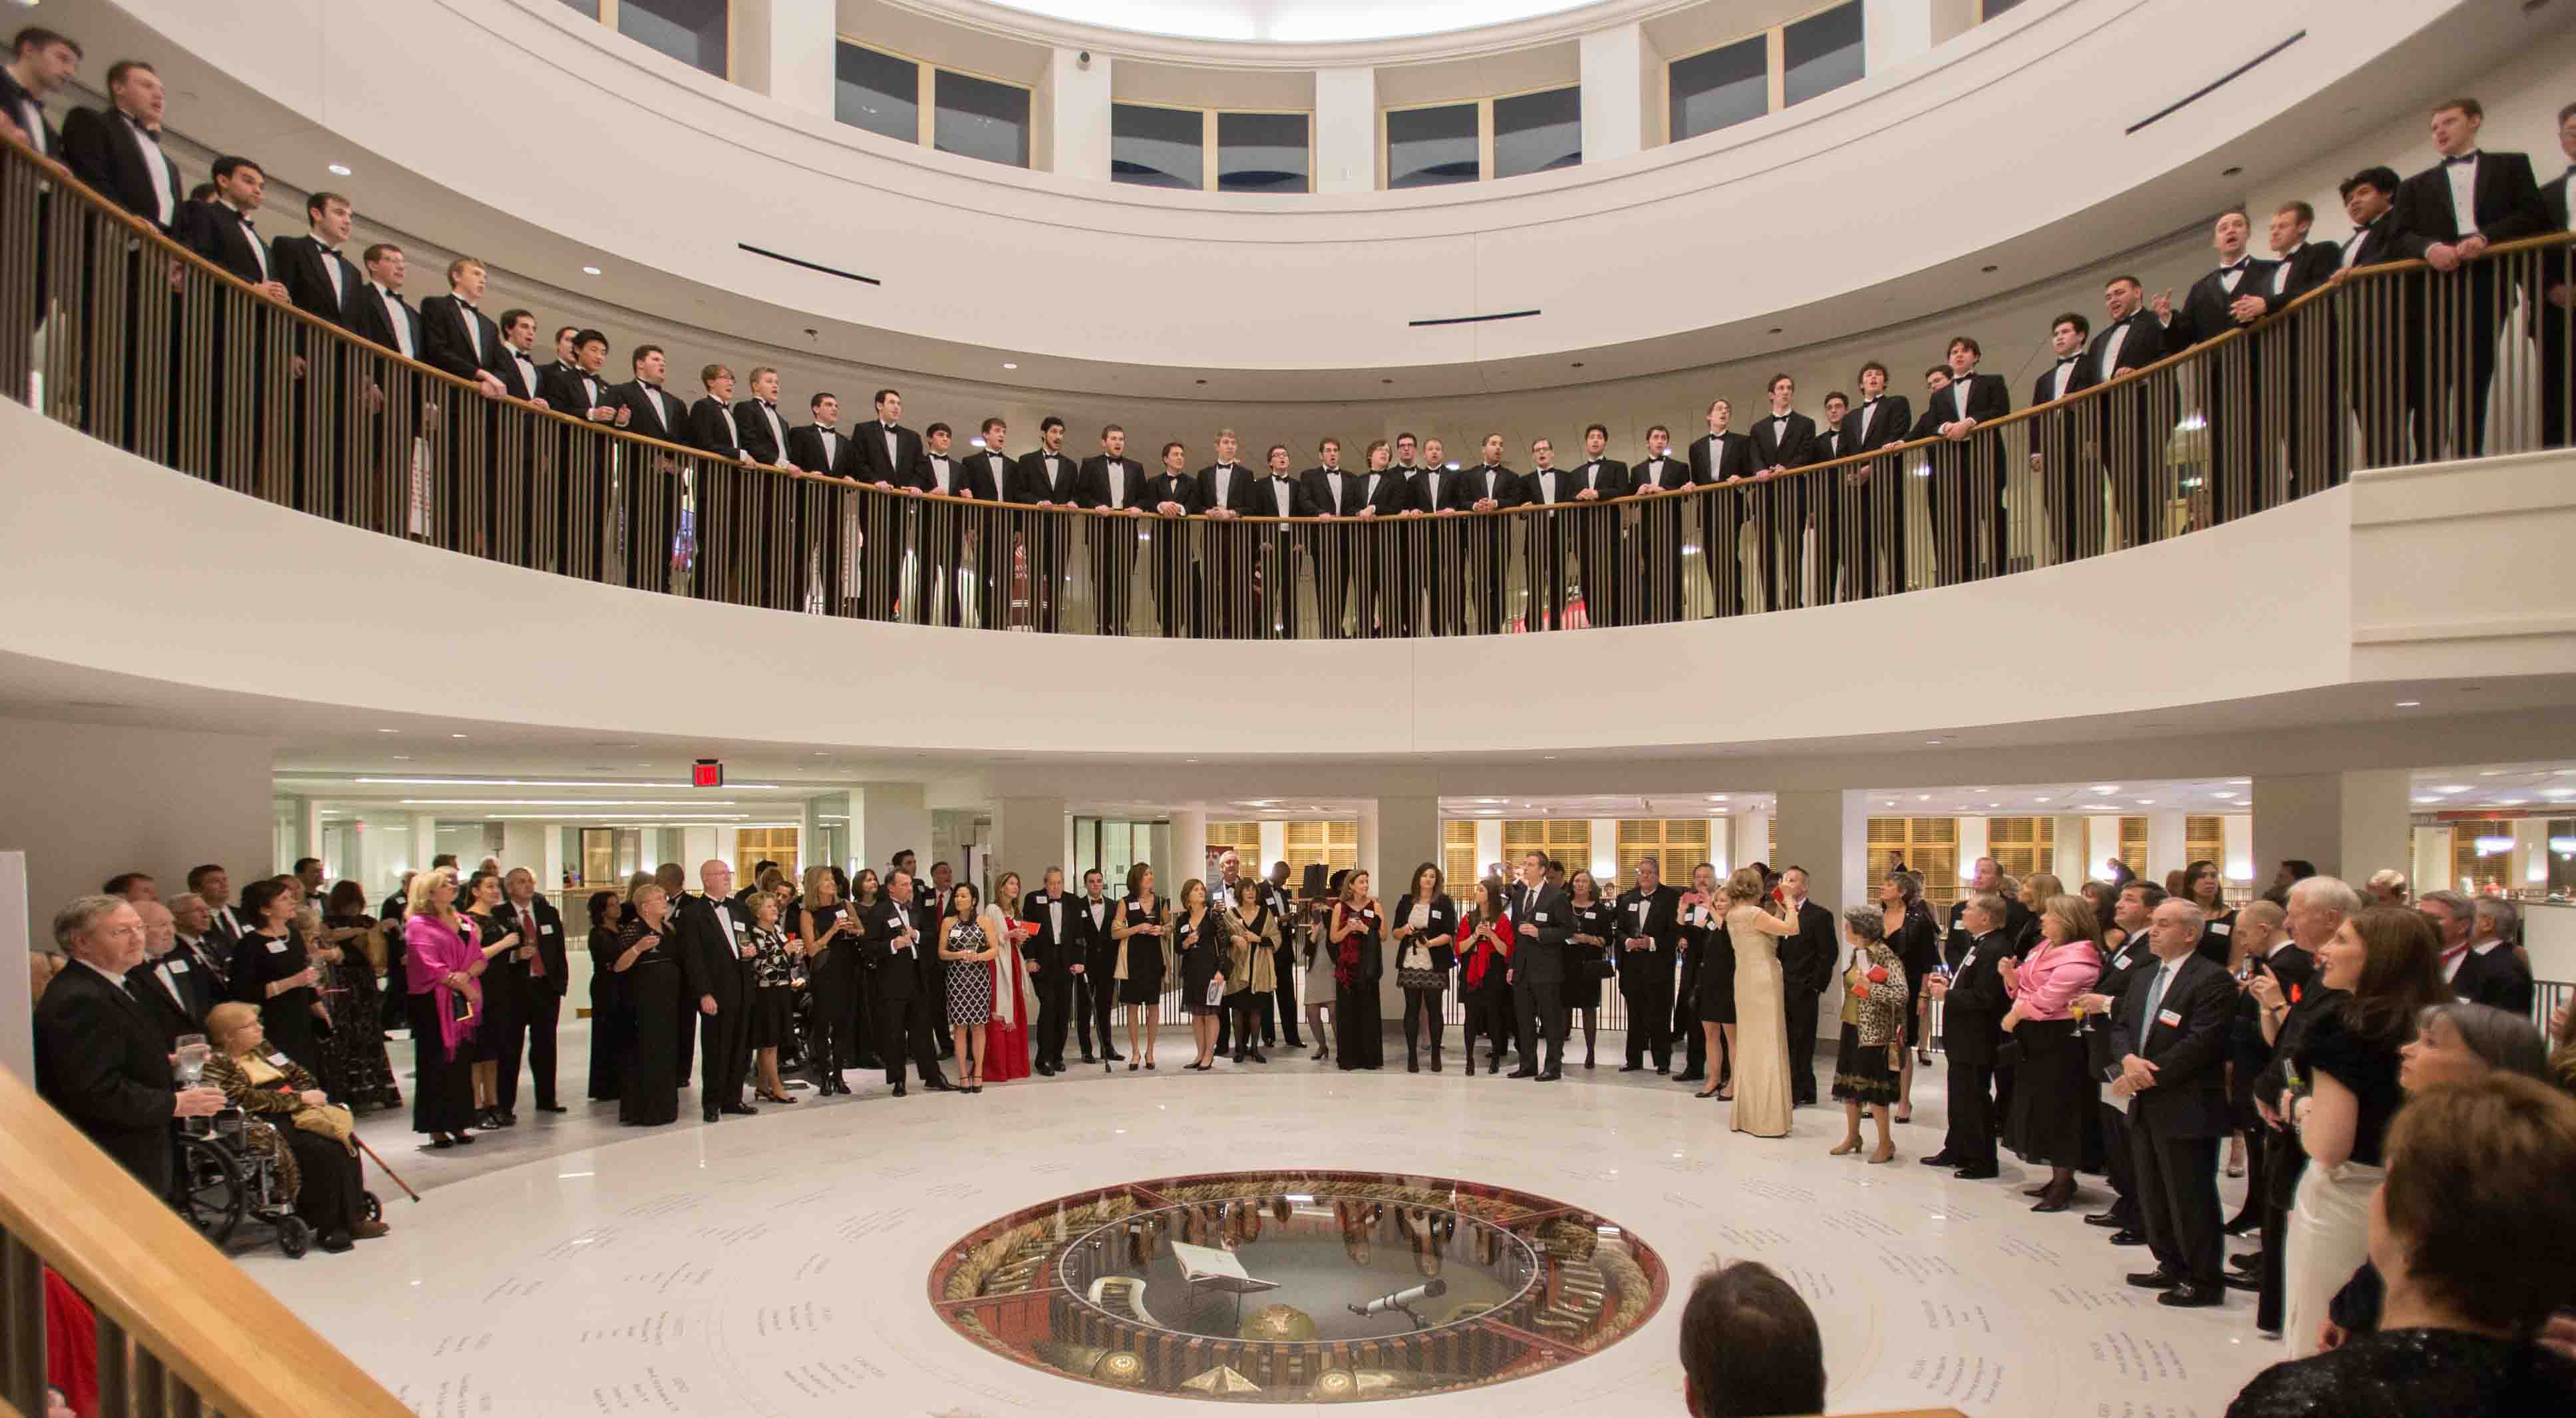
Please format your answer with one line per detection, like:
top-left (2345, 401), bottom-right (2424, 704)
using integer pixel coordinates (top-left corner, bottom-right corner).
top-left (808, 946), bottom-right (857, 1077)
top-left (1033, 963), bottom-right (1074, 1068)
top-left (1511, 974), bottom-right (1564, 1073)
top-left (699, 991), bottom-right (752, 1116)
top-left (2541, 293), bottom-right (2571, 451)
top-left (2101, 1101), bottom-right (2140, 1228)
top-left (1784, 986), bottom-right (1821, 1105)
top-left (1621, 960), bottom-right (1674, 1068)
top-left (481, 991), bottom-right (526, 1112)
top-left (2258, 1131), bottom-right (2304, 1332)
top-left (1944, 1058), bottom-right (1998, 1168)
top-left (514, 989), bottom-right (562, 1109)
top-left (2132, 1117), bottom-right (2222, 1287)
top-left (1402, 986), bottom-right (1444, 1061)
top-left (871, 986), bottom-right (945, 1087)
top-left (1271, 947), bottom-right (1302, 1045)
top-left (1462, 985), bottom-right (1512, 1066)
top-left (1075, 968), bottom-right (1118, 1057)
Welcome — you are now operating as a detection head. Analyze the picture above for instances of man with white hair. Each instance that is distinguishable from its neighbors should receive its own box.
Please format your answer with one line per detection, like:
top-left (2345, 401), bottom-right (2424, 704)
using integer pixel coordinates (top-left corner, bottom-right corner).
top-left (124, 898), bottom-right (216, 1049)
top-left (2454, 897), bottom-right (2534, 1016)
top-left (166, 890), bottom-right (228, 988)
top-left (2108, 897), bottom-right (2237, 1308)
top-left (33, 896), bottom-right (226, 1194)
top-left (2243, 874), bottom-right (2362, 1336)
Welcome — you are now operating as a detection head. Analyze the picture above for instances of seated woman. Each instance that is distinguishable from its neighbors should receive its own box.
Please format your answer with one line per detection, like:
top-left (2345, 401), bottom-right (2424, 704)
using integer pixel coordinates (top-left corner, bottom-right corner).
top-left (202, 1001), bottom-right (385, 1254)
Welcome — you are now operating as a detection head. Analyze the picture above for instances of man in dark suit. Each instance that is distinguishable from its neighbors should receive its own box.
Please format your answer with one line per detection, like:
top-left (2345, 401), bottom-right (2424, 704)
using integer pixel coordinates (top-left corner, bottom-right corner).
top-left (35, 896), bottom-right (227, 1196)
top-left (1520, 436), bottom-right (1592, 631)
top-left (1019, 868), bottom-right (1075, 1074)
top-left (734, 367), bottom-right (794, 467)
top-left (492, 309), bottom-right (547, 405)
top-left (1559, 423), bottom-right (1631, 625)
top-left (780, 391), bottom-right (856, 607)
top-left (1838, 363), bottom-right (1914, 600)
top-left (1925, 337), bottom-right (2012, 584)
top-left (418, 256), bottom-right (512, 396)
top-left (609, 345), bottom-right (690, 592)
top-left (682, 364), bottom-right (757, 600)
top-left (126, 899), bottom-right (216, 1051)
top-left (166, 890), bottom-right (230, 995)
top-left (1190, 431), bottom-right (1259, 636)
top-left (1070, 867), bottom-right (1124, 1063)
top-left (62, 59), bottom-right (180, 231)
top-left (272, 191), bottom-right (363, 330)
top-left (0, 27), bottom-right (77, 162)
top-left (674, 862), bottom-right (756, 1121)
top-left (1005, 416), bottom-right (1080, 630)
top-left (2080, 276), bottom-right (2172, 545)
top-left (1613, 859), bottom-right (1681, 1073)
top-left (1689, 401), bottom-right (1761, 616)
top-left (1623, 424), bottom-right (1693, 623)
top-left (782, 391), bottom-right (852, 478)
top-left (2028, 311), bottom-right (2100, 567)
top-left (1748, 375), bottom-right (1818, 611)
top-left (494, 868), bottom-right (569, 1116)
top-left (1507, 850), bottom-right (1571, 1080)
top-left (2108, 898), bottom-right (2239, 1307)
top-left (2150, 211), bottom-right (2276, 523)
top-left (1923, 890), bottom-right (2012, 1179)
top-left (1073, 423), bottom-right (1149, 631)
top-left (2389, 96), bottom-right (2549, 456)
top-left (2537, 105), bottom-right (2575, 450)
top-left (344, 242), bottom-right (424, 360)
top-left (1237, 443), bottom-right (1311, 635)
top-left (1136, 439), bottom-right (1204, 634)
top-left (909, 421), bottom-right (993, 624)
top-left (1454, 433), bottom-right (1524, 631)
top-left (850, 387), bottom-right (921, 490)
top-left (172, 155), bottom-right (297, 488)
top-left (2456, 898), bottom-right (2536, 1017)
top-left (864, 870), bottom-right (953, 1095)
top-left (2232, 202), bottom-right (2347, 506)
top-left (1776, 867), bottom-right (1836, 1107)
top-left (2075, 881), bottom-right (2162, 1240)
top-left (2324, 168), bottom-right (2425, 478)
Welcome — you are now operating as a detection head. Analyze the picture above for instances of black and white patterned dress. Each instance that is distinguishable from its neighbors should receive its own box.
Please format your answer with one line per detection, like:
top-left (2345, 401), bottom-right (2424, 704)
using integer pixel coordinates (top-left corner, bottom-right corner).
top-left (945, 920), bottom-right (992, 1025)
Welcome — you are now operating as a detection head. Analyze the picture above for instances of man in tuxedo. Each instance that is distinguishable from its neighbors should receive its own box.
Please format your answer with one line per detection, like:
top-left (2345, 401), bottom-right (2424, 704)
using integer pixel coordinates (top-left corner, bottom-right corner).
top-left (494, 869), bottom-right (569, 1117)
top-left (1301, 435), bottom-right (1374, 635)
top-left (1020, 868), bottom-right (1074, 1074)
top-left (2084, 276), bottom-right (2170, 544)
top-left (1258, 861), bottom-right (1303, 1049)
top-left (1776, 867), bottom-right (1836, 1107)
top-left (2389, 96), bottom-right (2548, 456)
top-left (2433, 893), bottom-right (2535, 1016)
top-left (2108, 898), bottom-right (2239, 1308)
top-left (1070, 868), bottom-right (1123, 1063)
top-left (345, 242), bottom-right (424, 362)
top-left (172, 156), bottom-right (296, 488)
top-left (2227, 201), bottom-right (2346, 501)
top-left (420, 256), bottom-right (511, 397)
top-left (1614, 859), bottom-right (1681, 1073)
top-left (35, 896), bottom-right (227, 1196)
top-left (1750, 375), bottom-right (1818, 611)
top-left (1454, 433), bottom-right (1523, 631)
top-left (1624, 424), bottom-right (1692, 623)
top-left (534, 329), bottom-right (623, 567)
top-left (1075, 423), bottom-right (1148, 631)
top-left (782, 392), bottom-right (856, 608)
top-left (1245, 443), bottom-right (1314, 635)
top-left (2541, 104), bottom-right (2575, 450)
top-left (1193, 430), bottom-right (1257, 635)
top-left (186, 864), bottom-right (249, 960)
top-left (1841, 362), bottom-right (1915, 599)
top-left (1507, 850), bottom-right (1571, 1080)
top-left (1689, 400), bottom-right (1761, 616)
top-left (2151, 211), bottom-right (2276, 522)
top-left (783, 391), bottom-right (852, 478)
top-left (125, 900), bottom-right (216, 1051)
top-left (166, 890), bottom-right (229, 993)
top-left (862, 870), bottom-right (953, 1095)
top-left (2073, 881), bottom-right (2163, 1240)
top-left (683, 364), bottom-right (756, 598)
top-left (734, 367), bottom-right (793, 468)
top-left (493, 310), bottom-right (546, 404)
top-left (1005, 416), bottom-right (1080, 629)
top-left (609, 344), bottom-right (690, 591)
top-left (63, 59), bottom-right (180, 231)
top-left (271, 190), bottom-right (361, 330)
top-left (2028, 311), bottom-right (2100, 567)
top-left (1922, 892), bottom-right (2011, 1180)
top-left (1136, 439), bottom-right (1204, 635)
top-left (0, 26), bottom-right (76, 161)
top-left (1521, 435), bottom-right (1590, 630)
top-left (852, 387), bottom-right (920, 490)
top-left (675, 861), bottom-right (756, 1121)
top-left (1928, 337), bottom-right (2012, 583)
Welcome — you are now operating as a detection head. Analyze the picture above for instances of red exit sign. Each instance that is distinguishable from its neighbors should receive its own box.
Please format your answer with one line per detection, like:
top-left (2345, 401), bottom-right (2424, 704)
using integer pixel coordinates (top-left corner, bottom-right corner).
top-left (692, 759), bottom-right (724, 788)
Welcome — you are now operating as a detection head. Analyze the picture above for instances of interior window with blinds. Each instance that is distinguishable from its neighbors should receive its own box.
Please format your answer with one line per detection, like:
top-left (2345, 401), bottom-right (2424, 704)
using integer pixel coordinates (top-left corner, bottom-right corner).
top-left (1616, 819), bottom-right (1711, 886)
top-left (1869, 817), bottom-right (1960, 907)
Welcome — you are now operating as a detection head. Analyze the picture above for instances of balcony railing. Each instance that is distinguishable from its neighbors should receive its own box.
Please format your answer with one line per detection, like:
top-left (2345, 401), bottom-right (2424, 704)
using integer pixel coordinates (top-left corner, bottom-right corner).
top-left (4, 130), bottom-right (2569, 640)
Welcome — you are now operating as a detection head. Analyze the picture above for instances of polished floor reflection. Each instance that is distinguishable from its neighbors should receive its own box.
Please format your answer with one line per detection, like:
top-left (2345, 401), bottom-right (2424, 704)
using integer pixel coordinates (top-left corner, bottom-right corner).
top-left (242, 1025), bottom-right (2278, 1417)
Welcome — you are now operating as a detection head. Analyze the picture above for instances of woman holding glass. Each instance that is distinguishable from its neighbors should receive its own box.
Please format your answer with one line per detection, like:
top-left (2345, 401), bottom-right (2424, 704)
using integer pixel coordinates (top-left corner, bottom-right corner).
top-left (1112, 863), bottom-right (1168, 1071)
top-left (940, 882), bottom-right (997, 1093)
top-left (799, 865), bottom-right (858, 1095)
top-left (614, 882), bottom-right (681, 1127)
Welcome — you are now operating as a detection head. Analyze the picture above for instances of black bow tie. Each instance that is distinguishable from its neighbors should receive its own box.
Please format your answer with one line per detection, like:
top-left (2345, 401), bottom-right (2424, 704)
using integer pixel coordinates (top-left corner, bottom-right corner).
top-left (762, 400), bottom-right (777, 410)
top-left (2058, 355), bottom-right (2080, 366)
top-left (459, 300), bottom-right (477, 312)
top-left (2221, 260), bottom-right (2246, 273)
top-left (2442, 152), bottom-right (2476, 166)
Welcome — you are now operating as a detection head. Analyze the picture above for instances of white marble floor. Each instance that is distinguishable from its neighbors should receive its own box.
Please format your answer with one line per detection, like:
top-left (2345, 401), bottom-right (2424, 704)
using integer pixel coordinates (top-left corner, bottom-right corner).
top-left (244, 1029), bottom-right (2282, 1417)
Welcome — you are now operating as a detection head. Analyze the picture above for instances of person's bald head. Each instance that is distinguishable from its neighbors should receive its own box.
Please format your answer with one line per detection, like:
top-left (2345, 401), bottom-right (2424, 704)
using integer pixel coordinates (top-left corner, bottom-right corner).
top-left (2235, 898), bottom-right (2285, 952)
top-left (700, 859), bottom-right (733, 897)
top-left (133, 899), bottom-right (176, 957)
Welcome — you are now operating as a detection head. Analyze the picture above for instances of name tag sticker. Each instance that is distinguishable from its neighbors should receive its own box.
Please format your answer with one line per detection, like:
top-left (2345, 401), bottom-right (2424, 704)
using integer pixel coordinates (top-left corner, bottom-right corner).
top-left (265, 939), bottom-right (288, 954)
top-left (2209, 922), bottom-right (2231, 936)
top-left (267, 1053), bottom-right (289, 1067)
top-left (1535, 912), bottom-right (1549, 924)
top-left (2158, 1008), bottom-right (2184, 1027)
top-left (167, 960), bottom-right (189, 974)
top-left (542, 924), bottom-right (558, 936)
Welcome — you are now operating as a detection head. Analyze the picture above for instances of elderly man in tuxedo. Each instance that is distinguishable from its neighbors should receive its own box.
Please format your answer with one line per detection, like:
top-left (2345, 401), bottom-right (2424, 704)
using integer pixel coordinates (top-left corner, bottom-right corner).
top-left (35, 896), bottom-right (227, 1196)
top-left (2108, 898), bottom-right (2240, 1308)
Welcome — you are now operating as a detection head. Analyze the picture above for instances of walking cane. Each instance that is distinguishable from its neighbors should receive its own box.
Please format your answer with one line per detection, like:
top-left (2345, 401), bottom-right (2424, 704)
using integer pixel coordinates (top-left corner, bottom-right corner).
top-left (354, 1134), bottom-right (422, 1204)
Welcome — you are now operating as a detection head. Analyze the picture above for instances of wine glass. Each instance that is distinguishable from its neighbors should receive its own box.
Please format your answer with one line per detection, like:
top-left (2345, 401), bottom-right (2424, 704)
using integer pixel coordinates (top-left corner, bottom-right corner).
top-left (173, 1033), bottom-right (210, 1087)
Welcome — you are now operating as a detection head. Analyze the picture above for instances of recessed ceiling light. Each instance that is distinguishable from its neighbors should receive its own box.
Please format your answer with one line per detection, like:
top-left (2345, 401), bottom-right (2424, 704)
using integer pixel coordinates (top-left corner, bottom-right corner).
top-left (1916, 795), bottom-right (1931, 802)
top-left (1002, 362), bottom-right (1017, 369)
top-left (2034, 796), bottom-right (2052, 802)
top-left (1925, 737), bottom-right (1946, 745)
top-left (328, 163), bottom-right (352, 176)
top-left (377, 727), bottom-right (399, 733)
top-left (581, 266), bottom-right (602, 276)
top-left (391, 755), bottom-right (412, 761)
top-left (2435, 785), bottom-right (2470, 793)
top-left (1986, 802), bottom-right (2001, 807)
top-left (450, 733), bottom-right (467, 739)
top-left (1969, 787), bottom-right (1987, 793)
top-left (2395, 700), bottom-right (2421, 708)
top-left (2091, 785), bottom-right (2119, 793)
top-left (2412, 797), bottom-right (2439, 804)
top-left (1708, 795), bottom-right (1728, 801)
top-left (2135, 798), bottom-right (2156, 804)
top-left (2481, 769), bottom-right (2505, 776)
top-left (2211, 792), bottom-right (2236, 800)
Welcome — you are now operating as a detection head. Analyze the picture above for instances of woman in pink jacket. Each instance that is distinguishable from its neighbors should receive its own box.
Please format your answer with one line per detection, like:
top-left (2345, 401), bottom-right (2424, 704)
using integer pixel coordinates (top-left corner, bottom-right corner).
top-left (1998, 893), bottom-right (2104, 1212)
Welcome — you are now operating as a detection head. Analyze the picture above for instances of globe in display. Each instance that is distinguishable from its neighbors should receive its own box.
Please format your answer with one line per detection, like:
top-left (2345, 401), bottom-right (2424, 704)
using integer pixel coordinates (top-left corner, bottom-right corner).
top-left (1239, 1302), bottom-right (1321, 1341)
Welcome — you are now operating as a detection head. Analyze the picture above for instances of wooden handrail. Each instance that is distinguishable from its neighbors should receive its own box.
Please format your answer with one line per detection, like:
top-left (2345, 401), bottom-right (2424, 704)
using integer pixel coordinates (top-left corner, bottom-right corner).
top-left (13, 122), bottom-right (2561, 527)
top-left (0, 1065), bottom-right (410, 1417)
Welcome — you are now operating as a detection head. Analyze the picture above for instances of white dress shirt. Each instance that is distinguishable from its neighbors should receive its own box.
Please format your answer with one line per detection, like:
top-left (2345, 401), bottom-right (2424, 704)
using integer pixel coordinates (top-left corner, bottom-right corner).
top-left (122, 111), bottom-right (174, 226)
top-left (2271, 244), bottom-right (2305, 295)
top-left (372, 283), bottom-right (415, 358)
top-left (2096, 321), bottom-right (2132, 380)
top-left (2444, 152), bottom-right (2482, 240)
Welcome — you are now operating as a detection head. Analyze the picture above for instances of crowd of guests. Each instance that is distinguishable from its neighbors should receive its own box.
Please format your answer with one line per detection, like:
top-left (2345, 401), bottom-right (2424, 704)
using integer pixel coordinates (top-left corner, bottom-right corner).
top-left (6, 23), bottom-right (2571, 629)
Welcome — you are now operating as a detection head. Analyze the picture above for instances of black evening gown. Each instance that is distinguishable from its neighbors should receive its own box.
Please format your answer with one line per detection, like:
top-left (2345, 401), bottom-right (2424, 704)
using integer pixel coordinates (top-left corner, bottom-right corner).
top-left (468, 910), bottom-right (525, 1065)
top-left (1117, 896), bottom-right (1167, 1006)
top-left (2005, 1017), bottom-right (2089, 1166)
top-left (618, 925), bottom-right (681, 1126)
top-left (232, 928), bottom-right (329, 1083)
top-left (2223, 1329), bottom-right (2576, 1418)
top-left (586, 926), bottom-right (631, 1101)
top-left (320, 914), bottom-right (401, 1110)
top-left (1334, 906), bottom-right (1384, 1070)
top-left (405, 988), bottom-right (477, 1136)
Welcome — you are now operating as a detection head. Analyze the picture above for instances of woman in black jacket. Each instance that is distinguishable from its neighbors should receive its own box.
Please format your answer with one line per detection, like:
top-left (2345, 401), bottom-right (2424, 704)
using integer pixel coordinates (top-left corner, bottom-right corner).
top-left (582, 890), bottom-right (629, 1102)
top-left (1390, 862), bottom-right (1458, 1074)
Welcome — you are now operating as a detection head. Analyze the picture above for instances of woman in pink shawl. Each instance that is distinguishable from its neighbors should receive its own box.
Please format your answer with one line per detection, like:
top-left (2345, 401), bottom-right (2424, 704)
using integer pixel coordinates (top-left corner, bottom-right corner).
top-left (402, 866), bottom-right (484, 1147)
top-left (981, 871), bottom-right (1033, 1083)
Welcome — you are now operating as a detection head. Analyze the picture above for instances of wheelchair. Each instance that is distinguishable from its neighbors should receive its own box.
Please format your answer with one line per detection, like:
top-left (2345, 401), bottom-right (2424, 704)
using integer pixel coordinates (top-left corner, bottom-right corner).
top-left (171, 1108), bottom-right (380, 1259)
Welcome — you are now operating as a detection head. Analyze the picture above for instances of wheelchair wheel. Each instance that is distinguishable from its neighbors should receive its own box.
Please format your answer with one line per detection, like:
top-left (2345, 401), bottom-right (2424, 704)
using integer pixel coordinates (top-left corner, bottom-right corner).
top-left (362, 1190), bottom-right (383, 1222)
top-left (275, 1214), bottom-right (311, 1259)
top-left (174, 1135), bottom-right (244, 1245)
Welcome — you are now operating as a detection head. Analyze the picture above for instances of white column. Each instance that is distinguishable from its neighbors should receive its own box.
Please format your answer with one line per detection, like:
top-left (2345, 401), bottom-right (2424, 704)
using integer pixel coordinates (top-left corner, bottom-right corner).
top-left (1368, 796), bottom-right (1442, 1017)
top-left (2252, 770), bottom-right (2412, 886)
top-left (1578, 24), bottom-right (1644, 164)
top-left (1258, 821), bottom-right (1287, 874)
top-left (1742, 808), bottom-right (1772, 868)
top-left (409, 812), bottom-right (437, 877)
top-left (2414, 826), bottom-right (2453, 895)
top-left (1955, 816), bottom-right (1989, 888)
top-left (1867, 0), bottom-right (1939, 74)
top-left (1046, 47), bottom-right (1112, 180)
top-left (732, 0), bottom-right (835, 119)
top-left (2051, 814), bottom-right (2092, 880)
top-left (2514, 818), bottom-right (2550, 890)
top-left (993, 796), bottom-right (1070, 886)
top-left (1171, 806), bottom-right (1209, 883)
top-left (1314, 67), bottom-right (1376, 194)
top-left (2086, 814), bottom-right (2123, 882)
top-left (1772, 791), bottom-right (1870, 914)
top-left (853, 782), bottom-right (931, 879)
top-left (2145, 810), bottom-right (2187, 882)
top-left (1586, 818), bottom-right (1619, 882)
top-left (2221, 814), bottom-right (2256, 885)
top-left (295, 797), bottom-right (324, 866)
top-left (1710, 815), bottom-right (1732, 876)
top-left (500, 821), bottom-right (548, 876)
top-left (1474, 819), bottom-right (1504, 880)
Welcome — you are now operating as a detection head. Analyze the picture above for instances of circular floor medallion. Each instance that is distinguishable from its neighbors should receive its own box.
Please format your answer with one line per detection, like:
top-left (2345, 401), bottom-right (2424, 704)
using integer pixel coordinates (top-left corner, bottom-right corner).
top-left (929, 1168), bottom-right (1666, 1402)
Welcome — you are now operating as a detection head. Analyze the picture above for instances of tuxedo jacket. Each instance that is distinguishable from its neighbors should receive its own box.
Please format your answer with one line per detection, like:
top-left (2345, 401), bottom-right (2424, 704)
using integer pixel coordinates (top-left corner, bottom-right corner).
top-left (2452, 944), bottom-right (2535, 1017)
top-left (1402, 465), bottom-right (1459, 512)
top-left (126, 953), bottom-right (217, 1051)
top-left (611, 379), bottom-right (690, 446)
top-left (1938, 928), bottom-right (2013, 1065)
top-left (61, 106), bottom-right (182, 230)
top-left (687, 395), bottom-right (748, 457)
top-left (1297, 466), bottom-right (1365, 517)
top-left (1250, 474), bottom-right (1317, 518)
top-left (1810, 427), bottom-right (1850, 464)
top-left (495, 346), bottom-right (546, 402)
top-left (672, 894), bottom-right (750, 1007)
top-left (344, 283), bottom-right (424, 361)
top-left (2336, 214), bottom-right (2413, 274)
top-left (2165, 260), bottom-right (2278, 349)
top-left (785, 423), bottom-right (858, 480)
top-left (418, 294), bottom-right (511, 385)
top-left (1843, 395), bottom-right (1915, 455)
top-left (2259, 240), bottom-right (2344, 311)
top-left (1454, 463), bottom-right (1528, 510)
top-left (1507, 881), bottom-right (1573, 983)
top-left (1140, 469), bottom-right (1203, 512)
top-left (734, 399), bottom-right (794, 464)
top-left (1008, 448), bottom-right (1082, 505)
top-left (2032, 353), bottom-right (2100, 409)
top-left (1627, 452), bottom-right (1692, 492)
top-left (33, 962), bottom-right (181, 1194)
top-left (1748, 411), bottom-right (1818, 470)
top-left (850, 419), bottom-right (921, 486)
top-left (2542, 173), bottom-right (2573, 293)
top-left (1194, 462), bottom-right (1262, 514)
top-left (0, 67), bottom-right (59, 159)
top-left (1070, 894), bottom-right (1122, 974)
top-left (540, 364), bottom-right (615, 420)
top-left (1687, 431), bottom-right (1758, 485)
top-left (270, 234), bottom-right (363, 329)
top-left (1569, 457), bottom-right (1631, 500)
top-left (173, 200), bottom-right (273, 287)
top-left (2391, 150), bottom-right (2549, 250)
top-left (495, 896), bottom-right (570, 996)
top-left (2086, 311), bottom-right (2167, 382)
top-left (1019, 889), bottom-right (1075, 972)
top-left (1522, 464), bottom-right (1607, 505)
top-left (1611, 884), bottom-right (1681, 972)
top-left (915, 449), bottom-right (1000, 500)
top-left (860, 896), bottom-right (933, 998)
top-left (2107, 951), bottom-right (2237, 1138)
top-left (1778, 899), bottom-right (1837, 995)
top-left (1076, 454), bottom-right (1148, 510)
top-left (1353, 467), bottom-right (1410, 516)
top-left (1930, 371), bottom-right (2012, 429)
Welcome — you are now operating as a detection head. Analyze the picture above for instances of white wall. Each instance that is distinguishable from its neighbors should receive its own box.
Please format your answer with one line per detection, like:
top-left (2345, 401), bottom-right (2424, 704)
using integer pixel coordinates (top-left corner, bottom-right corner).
top-left (0, 715), bottom-right (277, 944)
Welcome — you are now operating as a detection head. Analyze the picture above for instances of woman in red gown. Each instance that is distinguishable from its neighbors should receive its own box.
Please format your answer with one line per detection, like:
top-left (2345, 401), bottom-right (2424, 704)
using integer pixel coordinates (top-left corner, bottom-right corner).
top-left (981, 870), bottom-right (1034, 1082)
